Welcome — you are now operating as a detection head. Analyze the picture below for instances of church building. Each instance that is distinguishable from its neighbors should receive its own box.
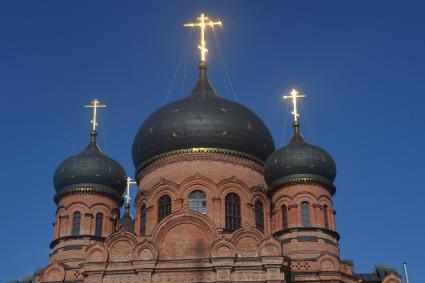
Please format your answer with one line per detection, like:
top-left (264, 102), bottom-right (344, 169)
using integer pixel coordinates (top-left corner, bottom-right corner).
top-left (34, 13), bottom-right (401, 283)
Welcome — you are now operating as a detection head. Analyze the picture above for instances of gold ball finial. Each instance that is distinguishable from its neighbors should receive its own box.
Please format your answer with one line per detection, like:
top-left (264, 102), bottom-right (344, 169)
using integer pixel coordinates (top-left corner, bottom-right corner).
top-left (199, 61), bottom-right (208, 70)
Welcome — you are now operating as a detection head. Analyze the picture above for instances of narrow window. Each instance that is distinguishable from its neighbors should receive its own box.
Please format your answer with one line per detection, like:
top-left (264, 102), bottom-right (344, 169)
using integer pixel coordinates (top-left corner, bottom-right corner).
top-left (323, 205), bottom-right (329, 229)
top-left (301, 202), bottom-right (310, 227)
top-left (255, 200), bottom-right (264, 233)
top-left (282, 205), bottom-right (288, 229)
top-left (111, 208), bottom-right (119, 233)
top-left (72, 212), bottom-right (81, 236)
top-left (225, 193), bottom-right (241, 231)
top-left (188, 190), bottom-right (207, 215)
top-left (140, 205), bottom-right (147, 236)
top-left (57, 216), bottom-right (62, 237)
top-left (158, 195), bottom-right (171, 223)
top-left (95, 213), bottom-right (103, 237)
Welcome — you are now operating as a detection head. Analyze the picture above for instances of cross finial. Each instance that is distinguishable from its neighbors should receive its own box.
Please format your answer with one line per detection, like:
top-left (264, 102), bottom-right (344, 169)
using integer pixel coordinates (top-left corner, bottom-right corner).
top-left (184, 13), bottom-right (222, 63)
top-left (125, 177), bottom-right (137, 207)
top-left (84, 99), bottom-right (106, 133)
top-left (283, 89), bottom-right (305, 133)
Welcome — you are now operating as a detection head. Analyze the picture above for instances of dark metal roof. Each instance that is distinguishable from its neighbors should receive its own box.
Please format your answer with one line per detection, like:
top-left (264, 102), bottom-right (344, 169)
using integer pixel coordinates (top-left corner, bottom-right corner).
top-left (355, 265), bottom-right (400, 282)
top-left (53, 132), bottom-right (127, 194)
top-left (264, 131), bottom-right (336, 189)
top-left (118, 204), bottom-right (135, 232)
top-left (356, 273), bottom-right (381, 282)
top-left (132, 62), bottom-right (275, 174)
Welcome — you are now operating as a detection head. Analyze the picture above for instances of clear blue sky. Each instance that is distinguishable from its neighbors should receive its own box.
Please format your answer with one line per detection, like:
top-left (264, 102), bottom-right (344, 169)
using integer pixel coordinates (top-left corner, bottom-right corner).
top-left (1, 1), bottom-right (423, 282)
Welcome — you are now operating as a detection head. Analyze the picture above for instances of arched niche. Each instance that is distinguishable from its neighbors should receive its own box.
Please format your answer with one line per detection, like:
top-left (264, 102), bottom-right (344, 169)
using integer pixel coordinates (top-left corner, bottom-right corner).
top-left (152, 211), bottom-right (219, 260)
top-left (211, 237), bottom-right (236, 258)
top-left (259, 236), bottom-right (282, 257)
top-left (105, 228), bottom-right (137, 262)
top-left (132, 239), bottom-right (159, 261)
top-left (86, 242), bottom-right (108, 263)
top-left (231, 223), bottom-right (264, 257)
top-left (41, 261), bottom-right (65, 282)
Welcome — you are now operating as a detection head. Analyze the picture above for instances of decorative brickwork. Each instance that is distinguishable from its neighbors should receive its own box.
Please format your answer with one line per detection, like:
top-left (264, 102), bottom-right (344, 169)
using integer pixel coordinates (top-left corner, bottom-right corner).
top-left (35, 151), bottom-right (401, 283)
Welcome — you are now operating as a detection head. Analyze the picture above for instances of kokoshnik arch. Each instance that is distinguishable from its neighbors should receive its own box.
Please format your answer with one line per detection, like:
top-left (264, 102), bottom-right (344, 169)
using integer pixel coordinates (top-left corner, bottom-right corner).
top-left (34, 13), bottom-right (401, 283)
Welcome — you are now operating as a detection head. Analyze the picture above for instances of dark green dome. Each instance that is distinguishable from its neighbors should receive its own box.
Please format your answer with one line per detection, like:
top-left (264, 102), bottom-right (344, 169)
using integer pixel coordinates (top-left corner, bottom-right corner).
top-left (54, 132), bottom-right (127, 197)
top-left (132, 63), bottom-right (275, 174)
top-left (264, 131), bottom-right (336, 190)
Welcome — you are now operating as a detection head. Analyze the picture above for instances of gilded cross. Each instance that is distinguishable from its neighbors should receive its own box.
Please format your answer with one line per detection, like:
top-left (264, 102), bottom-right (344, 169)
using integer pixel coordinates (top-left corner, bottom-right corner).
top-left (125, 177), bottom-right (137, 206)
top-left (84, 99), bottom-right (106, 132)
top-left (184, 13), bottom-right (222, 63)
top-left (283, 89), bottom-right (305, 123)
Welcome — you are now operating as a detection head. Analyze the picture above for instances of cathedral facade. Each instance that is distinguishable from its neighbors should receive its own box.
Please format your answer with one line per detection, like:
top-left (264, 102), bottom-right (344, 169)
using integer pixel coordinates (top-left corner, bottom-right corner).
top-left (34, 14), bottom-right (401, 283)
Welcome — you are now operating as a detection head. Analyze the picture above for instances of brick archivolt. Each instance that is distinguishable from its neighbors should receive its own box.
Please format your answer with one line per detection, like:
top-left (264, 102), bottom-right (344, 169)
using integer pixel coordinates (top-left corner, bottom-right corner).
top-left (151, 210), bottom-right (219, 241)
top-left (38, 261), bottom-right (65, 282)
top-left (133, 153), bottom-right (270, 238)
top-left (271, 184), bottom-right (337, 233)
top-left (36, 212), bottom-right (290, 283)
top-left (135, 172), bottom-right (271, 236)
top-left (86, 242), bottom-right (109, 262)
top-left (132, 238), bottom-right (159, 261)
top-left (79, 211), bottom-right (283, 263)
top-left (316, 253), bottom-right (340, 272)
top-left (139, 174), bottom-right (259, 205)
top-left (105, 229), bottom-right (138, 262)
top-left (210, 236), bottom-right (237, 257)
top-left (52, 194), bottom-right (120, 248)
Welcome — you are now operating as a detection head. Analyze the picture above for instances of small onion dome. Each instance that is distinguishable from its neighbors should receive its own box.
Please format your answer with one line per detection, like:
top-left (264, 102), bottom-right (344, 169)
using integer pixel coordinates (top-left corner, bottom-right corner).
top-left (132, 62), bottom-right (275, 174)
top-left (53, 132), bottom-right (127, 202)
top-left (264, 130), bottom-right (336, 192)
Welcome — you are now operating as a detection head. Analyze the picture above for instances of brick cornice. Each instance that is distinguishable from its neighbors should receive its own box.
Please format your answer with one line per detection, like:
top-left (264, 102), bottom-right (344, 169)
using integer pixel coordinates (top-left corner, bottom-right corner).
top-left (137, 150), bottom-right (264, 181)
top-left (268, 176), bottom-right (336, 196)
top-left (54, 184), bottom-right (123, 206)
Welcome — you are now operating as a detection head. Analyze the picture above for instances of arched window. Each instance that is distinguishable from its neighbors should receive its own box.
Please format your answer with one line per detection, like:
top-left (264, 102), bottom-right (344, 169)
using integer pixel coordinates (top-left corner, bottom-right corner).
top-left (95, 213), bottom-right (103, 237)
top-left (140, 205), bottom-right (147, 236)
top-left (323, 205), bottom-right (329, 229)
top-left (188, 190), bottom-right (207, 215)
top-left (72, 212), bottom-right (81, 236)
top-left (301, 202), bottom-right (310, 227)
top-left (225, 193), bottom-right (241, 231)
top-left (282, 205), bottom-right (288, 229)
top-left (158, 195), bottom-right (171, 223)
top-left (255, 200), bottom-right (264, 233)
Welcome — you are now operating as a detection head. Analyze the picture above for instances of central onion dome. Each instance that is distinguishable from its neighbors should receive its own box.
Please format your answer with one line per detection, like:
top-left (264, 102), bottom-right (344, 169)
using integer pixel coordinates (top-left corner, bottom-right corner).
top-left (132, 62), bottom-right (275, 174)
top-left (54, 131), bottom-right (127, 203)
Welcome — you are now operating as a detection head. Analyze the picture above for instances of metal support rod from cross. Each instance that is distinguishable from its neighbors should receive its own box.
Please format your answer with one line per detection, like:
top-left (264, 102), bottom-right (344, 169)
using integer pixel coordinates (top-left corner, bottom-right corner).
top-left (184, 13), bottom-right (222, 63)
top-left (84, 99), bottom-right (106, 132)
